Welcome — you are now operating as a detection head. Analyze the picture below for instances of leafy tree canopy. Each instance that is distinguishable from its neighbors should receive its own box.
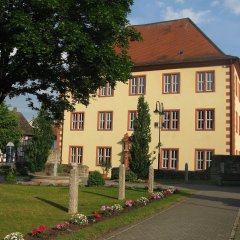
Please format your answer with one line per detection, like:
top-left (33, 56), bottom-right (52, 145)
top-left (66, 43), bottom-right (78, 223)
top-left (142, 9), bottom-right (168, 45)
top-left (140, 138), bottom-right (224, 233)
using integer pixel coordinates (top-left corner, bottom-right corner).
top-left (0, 0), bottom-right (140, 121)
top-left (0, 101), bottom-right (22, 151)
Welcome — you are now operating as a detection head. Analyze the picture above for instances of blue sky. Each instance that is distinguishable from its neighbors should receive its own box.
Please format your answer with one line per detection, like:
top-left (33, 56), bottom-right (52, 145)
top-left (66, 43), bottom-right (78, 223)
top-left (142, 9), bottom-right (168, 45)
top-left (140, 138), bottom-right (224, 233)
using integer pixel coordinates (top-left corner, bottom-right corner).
top-left (7, 0), bottom-right (240, 120)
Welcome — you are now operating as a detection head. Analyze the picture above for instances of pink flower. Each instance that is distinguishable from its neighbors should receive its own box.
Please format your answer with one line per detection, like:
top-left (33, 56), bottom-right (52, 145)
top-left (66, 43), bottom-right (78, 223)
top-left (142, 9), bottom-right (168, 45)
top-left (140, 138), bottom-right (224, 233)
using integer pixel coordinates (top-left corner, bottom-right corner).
top-left (100, 206), bottom-right (106, 211)
top-left (125, 200), bottom-right (133, 207)
top-left (56, 224), bottom-right (62, 229)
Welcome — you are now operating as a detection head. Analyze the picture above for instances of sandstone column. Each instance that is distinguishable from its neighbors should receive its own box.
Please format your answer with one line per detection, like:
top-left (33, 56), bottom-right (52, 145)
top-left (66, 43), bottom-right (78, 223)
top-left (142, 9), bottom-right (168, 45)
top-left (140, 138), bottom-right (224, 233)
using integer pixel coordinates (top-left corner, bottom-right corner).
top-left (68, 163), bottom-right (79, 214)
top-left (148, 165), bottom-right (154, 193)
top-left (118, 164), bottom-right (125, 200)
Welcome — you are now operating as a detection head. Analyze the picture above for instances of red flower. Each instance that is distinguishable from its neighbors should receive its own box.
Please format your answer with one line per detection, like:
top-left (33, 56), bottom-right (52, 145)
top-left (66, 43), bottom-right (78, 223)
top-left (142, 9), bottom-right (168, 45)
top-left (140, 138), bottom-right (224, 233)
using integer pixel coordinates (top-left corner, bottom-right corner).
top-left (94, 211), bottom-right (102, 218)
top-left (32, 228), bottom-right (38, 235)
top-left (39, 225), bottom-right (46, 233)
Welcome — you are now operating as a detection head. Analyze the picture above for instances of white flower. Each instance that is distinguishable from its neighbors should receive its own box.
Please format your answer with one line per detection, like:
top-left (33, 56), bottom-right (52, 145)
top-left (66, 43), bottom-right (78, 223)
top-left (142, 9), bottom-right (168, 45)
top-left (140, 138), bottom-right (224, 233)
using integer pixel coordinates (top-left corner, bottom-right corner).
top-left (155, 191), bottom-right (165, 198)
top-left (111, 204), bottom-right (123, 212)
top-left (138, 197), bottom-right (149, 205)
top-left (70, 213), bottom-right (88, 225)
top-left (4, 232), bottom-right (24, 240)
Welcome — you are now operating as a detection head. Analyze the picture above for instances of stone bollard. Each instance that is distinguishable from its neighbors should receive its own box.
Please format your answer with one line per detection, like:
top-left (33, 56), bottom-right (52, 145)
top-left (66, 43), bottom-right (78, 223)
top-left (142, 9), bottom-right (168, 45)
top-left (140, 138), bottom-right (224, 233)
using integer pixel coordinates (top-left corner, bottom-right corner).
top-left (118, 164), bottom-right (125, 200)
top-left (53, 162), bottom-right (58, 177)
top-left (148, 165), bottom-right (154, 193)
top-left (68, 163), bottom-right (79, 214)
top-left (185, 163), bottom-right (188, 182)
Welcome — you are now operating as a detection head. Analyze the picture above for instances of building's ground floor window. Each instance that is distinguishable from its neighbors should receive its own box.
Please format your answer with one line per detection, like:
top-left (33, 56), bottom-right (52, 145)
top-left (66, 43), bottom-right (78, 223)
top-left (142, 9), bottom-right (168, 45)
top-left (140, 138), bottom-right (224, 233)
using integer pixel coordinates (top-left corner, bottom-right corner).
top-left (69, 146), bottom-right (83, 164)
top-left (161, 149), bottom-right (179, 169)
top-left (96, 147), bottom-right (112, 166)
top-left (195, 149), bottom-right (214, 170)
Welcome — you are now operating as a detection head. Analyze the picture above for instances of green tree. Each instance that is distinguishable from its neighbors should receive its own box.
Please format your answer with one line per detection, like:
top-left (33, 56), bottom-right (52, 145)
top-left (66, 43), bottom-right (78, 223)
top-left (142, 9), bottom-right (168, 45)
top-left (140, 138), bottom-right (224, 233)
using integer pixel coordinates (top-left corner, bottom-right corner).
top-left (0, 0), bottom-right (140, 121)
top-left (25, 106), bottom-right (54, 172)
top-left (129, 96), bottom-right (151, 179)
top-left (0, 102), bottom-right (21, 151)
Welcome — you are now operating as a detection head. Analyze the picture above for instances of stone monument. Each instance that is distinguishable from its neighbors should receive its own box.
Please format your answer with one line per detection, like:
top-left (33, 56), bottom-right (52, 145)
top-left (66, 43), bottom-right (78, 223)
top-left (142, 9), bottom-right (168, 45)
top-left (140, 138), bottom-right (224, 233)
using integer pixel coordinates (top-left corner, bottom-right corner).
top-left (148, 165), bottom-right (154, 193)
top-left (68, 163), bottom-right (79, 214)
top-left (118, 164), bottom-right (125, 200)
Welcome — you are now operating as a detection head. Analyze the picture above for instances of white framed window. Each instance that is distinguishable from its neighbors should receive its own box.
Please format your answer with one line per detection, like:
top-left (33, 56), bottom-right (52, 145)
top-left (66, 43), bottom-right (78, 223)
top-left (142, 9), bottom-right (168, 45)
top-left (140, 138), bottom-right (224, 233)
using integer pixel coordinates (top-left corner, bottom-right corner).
top-left (71, 112), bottom-right (84, 130)
top-left (197, 111), bottom-right (204, 129)
top-left (162, 149), bottom-right (179, 169)
top-left (97, 147), bottom-right (112, 166)
top-left (196, 150), bottom-right (214, 170)
top-left (196, 109), bottom-right (214, 130)
top-left (70, 146), bottom-right (83, 164)
top-left (128, 111), bottom-right (137, 130)
top-left (130, 76), bottom-right (146, 95)
top-left (98, 112), bottom-right (113, 130)
top-left (99, 82), bottom-right (113, 97)
top-left (206, 72), bottom-right (214, 91)
top-left (196, 150), bottom-right (204, 170)
top-left (206, 151), bottom-right (212, 168)
top-left (138, 76), bottom-right (145, 94)
top-left (163, 110), bottom-right (179, 130)
top-left (196, 71), bottom-right (214, 92)
top-left (162, 150), bottom-right (169, 168)
top-left (170, 150), bottom-right (178, 169)
top-left (172, 74), bottom-right (180, 93)
top-left (164, 112), bottom-right (170, 129)
top-left (163, 73), bottom-right (180, 94)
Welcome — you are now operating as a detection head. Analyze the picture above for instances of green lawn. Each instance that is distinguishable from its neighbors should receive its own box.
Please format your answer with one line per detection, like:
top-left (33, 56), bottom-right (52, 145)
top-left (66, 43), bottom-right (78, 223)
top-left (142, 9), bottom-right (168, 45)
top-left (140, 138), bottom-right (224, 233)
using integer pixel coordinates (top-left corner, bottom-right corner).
top-left (0, 184), bottom-right (191, 239)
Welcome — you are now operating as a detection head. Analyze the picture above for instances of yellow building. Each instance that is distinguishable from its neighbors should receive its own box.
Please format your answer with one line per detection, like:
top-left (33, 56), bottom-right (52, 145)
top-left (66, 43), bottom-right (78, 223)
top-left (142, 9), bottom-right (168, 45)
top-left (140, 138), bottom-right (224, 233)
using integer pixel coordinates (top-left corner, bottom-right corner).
top-left (61, 18), bottom-right (240, 172)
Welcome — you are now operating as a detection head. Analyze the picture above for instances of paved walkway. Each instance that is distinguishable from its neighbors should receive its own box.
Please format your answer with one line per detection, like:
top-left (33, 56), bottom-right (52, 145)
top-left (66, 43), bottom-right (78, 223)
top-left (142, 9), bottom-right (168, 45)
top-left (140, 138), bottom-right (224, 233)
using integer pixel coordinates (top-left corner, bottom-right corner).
top-left (101, 184), bottom-right (240, 240)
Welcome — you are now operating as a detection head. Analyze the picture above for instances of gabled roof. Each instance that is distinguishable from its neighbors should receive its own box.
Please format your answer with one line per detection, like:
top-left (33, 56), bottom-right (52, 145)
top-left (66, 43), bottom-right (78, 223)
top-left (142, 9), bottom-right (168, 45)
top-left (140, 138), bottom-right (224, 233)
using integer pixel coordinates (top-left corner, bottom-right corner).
top-left (15, 112), bottom-right (33, 136)
top-left (128, 18), bottom-right (238, 67)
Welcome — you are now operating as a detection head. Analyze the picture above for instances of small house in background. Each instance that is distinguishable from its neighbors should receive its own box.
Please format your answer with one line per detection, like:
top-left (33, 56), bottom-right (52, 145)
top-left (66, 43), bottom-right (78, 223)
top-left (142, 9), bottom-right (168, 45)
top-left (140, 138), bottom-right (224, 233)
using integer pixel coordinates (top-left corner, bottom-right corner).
top-left (13, 108), bottom-right (33, 161)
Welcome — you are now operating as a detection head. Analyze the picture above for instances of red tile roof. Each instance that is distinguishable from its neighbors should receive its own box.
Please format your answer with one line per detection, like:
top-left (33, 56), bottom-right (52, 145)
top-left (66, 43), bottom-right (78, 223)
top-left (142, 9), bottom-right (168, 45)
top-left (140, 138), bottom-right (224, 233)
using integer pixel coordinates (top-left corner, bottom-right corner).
top-left (128, 18), bottom-right (234, 67)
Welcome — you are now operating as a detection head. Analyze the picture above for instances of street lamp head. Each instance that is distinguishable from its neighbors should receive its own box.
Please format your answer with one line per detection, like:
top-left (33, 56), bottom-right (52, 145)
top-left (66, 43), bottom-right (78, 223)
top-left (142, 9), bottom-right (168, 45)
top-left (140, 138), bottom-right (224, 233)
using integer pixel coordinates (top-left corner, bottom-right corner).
top-left (154, 101), bottom-right (164, 114)
top-left (154, 107), bottom-right (159, 114)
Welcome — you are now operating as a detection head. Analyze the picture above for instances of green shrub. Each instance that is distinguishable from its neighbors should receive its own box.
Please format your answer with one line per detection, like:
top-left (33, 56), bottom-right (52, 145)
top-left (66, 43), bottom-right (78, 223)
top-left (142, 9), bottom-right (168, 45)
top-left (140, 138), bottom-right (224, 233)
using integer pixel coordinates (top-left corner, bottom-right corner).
top-left (0, 165), bottom-right (12, 176)
top-left (5, 172), bottom-right (17, 184)
top-left (111, 167), bottom-right (119, 180)
top-left (88, 171), bottom-right (105, 186)
top-left (111, 168), bottom-right (137, 182)
top-left (126, 170), bottom-right (137, 182)
top-left (15, 162), bottom-right (29, 176)
top-left (57, 165), bottom-right (64, 174)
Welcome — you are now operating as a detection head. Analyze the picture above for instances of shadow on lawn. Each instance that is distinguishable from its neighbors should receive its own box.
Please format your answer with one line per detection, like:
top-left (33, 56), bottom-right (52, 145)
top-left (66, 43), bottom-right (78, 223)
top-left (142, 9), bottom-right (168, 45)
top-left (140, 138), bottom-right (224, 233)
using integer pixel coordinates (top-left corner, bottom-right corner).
top-left (35, 197), bottom-right (68, 212)
top-left (81, 190), bottom-right (117, 200)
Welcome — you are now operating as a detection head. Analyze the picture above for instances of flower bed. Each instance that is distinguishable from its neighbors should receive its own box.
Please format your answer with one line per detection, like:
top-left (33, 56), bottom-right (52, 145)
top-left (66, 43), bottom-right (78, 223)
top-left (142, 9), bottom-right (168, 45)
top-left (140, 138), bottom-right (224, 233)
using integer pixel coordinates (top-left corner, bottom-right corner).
top-left (3, 187), bottom-right (179, 240)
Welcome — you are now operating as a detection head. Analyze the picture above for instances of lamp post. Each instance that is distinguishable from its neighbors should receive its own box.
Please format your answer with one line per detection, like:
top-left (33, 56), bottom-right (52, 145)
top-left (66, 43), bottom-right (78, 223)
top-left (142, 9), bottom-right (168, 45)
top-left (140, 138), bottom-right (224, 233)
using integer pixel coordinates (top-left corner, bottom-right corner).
top-left (154, 101), bottom-right (164, 171)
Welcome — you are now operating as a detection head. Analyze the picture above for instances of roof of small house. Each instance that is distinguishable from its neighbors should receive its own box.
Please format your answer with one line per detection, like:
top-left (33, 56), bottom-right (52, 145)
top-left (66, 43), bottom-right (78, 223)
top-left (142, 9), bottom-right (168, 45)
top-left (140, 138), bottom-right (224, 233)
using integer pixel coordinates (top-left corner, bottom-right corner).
top-left (128, 18), bottom-right (238, 67)
top-left (15, 111), bottom-right (33, 136)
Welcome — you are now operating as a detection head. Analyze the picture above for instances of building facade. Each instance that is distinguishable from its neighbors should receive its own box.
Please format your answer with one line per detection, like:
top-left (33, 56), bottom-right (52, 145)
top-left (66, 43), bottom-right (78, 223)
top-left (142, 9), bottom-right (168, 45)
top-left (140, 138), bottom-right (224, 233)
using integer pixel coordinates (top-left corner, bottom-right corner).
top-left (61, 18), bottom-right (240, 172)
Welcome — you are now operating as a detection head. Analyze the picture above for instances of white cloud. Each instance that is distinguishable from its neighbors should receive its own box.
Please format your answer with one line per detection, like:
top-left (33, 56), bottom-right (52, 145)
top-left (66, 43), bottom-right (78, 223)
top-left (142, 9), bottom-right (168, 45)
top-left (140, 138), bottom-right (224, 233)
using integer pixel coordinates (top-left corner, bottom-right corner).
top-left (175, 0), bottom-right (185, 3)
top-left (156, 1), bottom-right (164, 8)
top-left (162, 7), bottom-right (211, 24)
top-left (128, 16), bottom-right (145, 25)
top-left (211, 0), bottom-right (220, 6)
top-left (224, 0), bottom-right (240, 15)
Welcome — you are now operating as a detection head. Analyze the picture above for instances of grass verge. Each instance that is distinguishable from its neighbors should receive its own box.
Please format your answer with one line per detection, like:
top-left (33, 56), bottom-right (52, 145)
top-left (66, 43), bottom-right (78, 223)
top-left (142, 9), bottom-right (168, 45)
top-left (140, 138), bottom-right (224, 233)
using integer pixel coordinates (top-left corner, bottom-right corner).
top-left (55, 190), bottom-right (191, 240)
top-left (0, 184), bottom-right (191, 239)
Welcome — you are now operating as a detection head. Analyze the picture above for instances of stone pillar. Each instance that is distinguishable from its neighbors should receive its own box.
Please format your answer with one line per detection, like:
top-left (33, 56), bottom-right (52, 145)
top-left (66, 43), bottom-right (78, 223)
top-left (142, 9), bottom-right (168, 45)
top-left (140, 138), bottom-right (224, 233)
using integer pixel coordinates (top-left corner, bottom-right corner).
top-left (118, 164), bottom-right (125, 200)
top-left (53, 162), bottom-right (58, 177)
top-left (148, 165), bottom-right (154, 193)
top-left (185, 163), bottom-right (188, 182)
top-left (68, 163), bottom-right (79, 214)
top-left (122, 133), bottom-right (130, 169)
